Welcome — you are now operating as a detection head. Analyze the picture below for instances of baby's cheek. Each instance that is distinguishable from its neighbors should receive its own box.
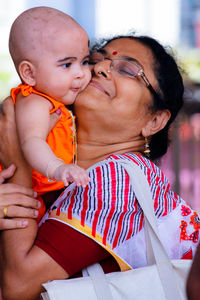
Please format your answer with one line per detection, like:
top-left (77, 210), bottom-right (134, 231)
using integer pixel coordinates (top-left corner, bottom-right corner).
top-left (87, 69), bottom-right (92, 82)
top-left (82, 72), bottom-right (92, 90)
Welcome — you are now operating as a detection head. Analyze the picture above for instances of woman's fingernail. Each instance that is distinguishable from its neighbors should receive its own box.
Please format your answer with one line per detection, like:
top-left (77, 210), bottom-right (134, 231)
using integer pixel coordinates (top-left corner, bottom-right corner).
top-left (56, 108), bottom-right (62, 115)
top-left (33, 191), bottom-right (37, 198)
top-left (34, 210), bottom-right (39, 217)
top-left (37, 201), bottom-right (41, 209)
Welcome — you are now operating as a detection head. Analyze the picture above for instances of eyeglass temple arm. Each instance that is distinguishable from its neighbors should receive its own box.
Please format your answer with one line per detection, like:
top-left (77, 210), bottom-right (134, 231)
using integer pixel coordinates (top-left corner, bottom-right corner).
top-left (139, 72), bottom-right (150, 87)
top-left (140, 72), bottom-right (161, 101)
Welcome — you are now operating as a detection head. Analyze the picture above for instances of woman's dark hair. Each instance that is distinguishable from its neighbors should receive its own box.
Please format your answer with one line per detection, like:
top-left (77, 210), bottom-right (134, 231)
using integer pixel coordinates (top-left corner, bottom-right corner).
top-left (91, 34), bottom-right (184, 160)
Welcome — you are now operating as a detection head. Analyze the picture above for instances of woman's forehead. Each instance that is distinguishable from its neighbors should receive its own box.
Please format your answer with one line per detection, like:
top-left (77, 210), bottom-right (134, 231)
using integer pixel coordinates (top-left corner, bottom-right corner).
top-left (102, 38), bottom-right (154, 71)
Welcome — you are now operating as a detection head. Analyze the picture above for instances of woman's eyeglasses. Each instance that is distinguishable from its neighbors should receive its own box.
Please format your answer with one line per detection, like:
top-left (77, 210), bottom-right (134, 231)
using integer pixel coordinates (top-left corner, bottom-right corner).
top-left (90, 54), bottom-right (161, 102)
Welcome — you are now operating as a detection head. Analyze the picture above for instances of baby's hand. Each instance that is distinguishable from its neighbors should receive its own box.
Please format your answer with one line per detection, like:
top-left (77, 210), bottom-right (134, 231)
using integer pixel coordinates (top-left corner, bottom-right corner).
top-left (53, 163), bottom-right (90, 187)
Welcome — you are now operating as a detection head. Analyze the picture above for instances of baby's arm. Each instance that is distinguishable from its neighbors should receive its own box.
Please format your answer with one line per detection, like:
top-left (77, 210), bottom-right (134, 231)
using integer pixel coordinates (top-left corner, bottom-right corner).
top-left (15, 94), bottom-right (89, 187)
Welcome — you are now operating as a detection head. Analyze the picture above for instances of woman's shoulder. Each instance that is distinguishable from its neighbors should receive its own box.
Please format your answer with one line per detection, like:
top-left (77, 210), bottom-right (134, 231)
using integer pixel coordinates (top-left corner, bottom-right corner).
top-left (90, 153), bottom-right (171, 192)
top-left (90, 153), bottom-right (176, 191)
top-left (105, 153), bottom-right (183, 213)
top-left (90, 153), bottom-right (165, 181)
top-left (106, 153), bottom-right (168, 178)
top-left (105, 153), bottom-right (161, 175)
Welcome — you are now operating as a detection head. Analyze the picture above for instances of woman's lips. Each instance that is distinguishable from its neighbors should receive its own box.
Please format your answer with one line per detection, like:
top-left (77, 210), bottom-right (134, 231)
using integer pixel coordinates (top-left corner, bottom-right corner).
top-left (89, 80), bottom-right (109, 96)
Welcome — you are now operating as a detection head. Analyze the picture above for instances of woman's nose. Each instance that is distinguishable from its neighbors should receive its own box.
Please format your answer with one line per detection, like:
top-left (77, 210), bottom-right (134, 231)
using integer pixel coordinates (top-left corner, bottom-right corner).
top-left (93, 60), bottom-right (112, 79)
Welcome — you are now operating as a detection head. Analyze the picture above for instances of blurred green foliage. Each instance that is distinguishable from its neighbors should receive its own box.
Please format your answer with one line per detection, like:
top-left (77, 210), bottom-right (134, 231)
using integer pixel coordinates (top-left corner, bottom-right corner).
top-left (180, 48), bottom-right (200, 84)
top-left (0, 72), bottom-right (12, 102)
top-left (0, 54), bottom-right (18, 103)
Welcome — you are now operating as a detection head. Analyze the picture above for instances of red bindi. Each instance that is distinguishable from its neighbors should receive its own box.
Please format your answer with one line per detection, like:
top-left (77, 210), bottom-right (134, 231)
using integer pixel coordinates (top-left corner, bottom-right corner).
top-left (112, 51), bottom-right (118, 55)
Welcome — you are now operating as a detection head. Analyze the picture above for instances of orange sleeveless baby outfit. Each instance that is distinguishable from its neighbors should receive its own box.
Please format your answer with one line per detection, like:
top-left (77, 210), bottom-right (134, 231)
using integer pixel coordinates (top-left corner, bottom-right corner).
top-left (11, 84), bottom-right (76, 195)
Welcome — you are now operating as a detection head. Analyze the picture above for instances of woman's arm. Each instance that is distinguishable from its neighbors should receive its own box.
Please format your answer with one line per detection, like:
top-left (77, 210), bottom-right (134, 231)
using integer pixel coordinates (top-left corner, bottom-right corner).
top-left (0, 99), bottom-right (41, 229)
top-left (0, 98), bottom-right (68, 300)
top-left (1, 219), bottom-right (69, 300)
top-left (0, 97), bottom-right (32, 185)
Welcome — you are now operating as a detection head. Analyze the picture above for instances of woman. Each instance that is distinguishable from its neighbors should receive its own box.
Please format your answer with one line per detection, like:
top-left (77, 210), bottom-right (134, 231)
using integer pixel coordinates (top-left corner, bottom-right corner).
top-left (0, 35), bottom-right (198, 300)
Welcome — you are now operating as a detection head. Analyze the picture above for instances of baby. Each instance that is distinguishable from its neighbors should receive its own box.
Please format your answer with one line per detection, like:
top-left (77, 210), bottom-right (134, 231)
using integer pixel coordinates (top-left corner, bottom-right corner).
top-left (7, 7), bottom-right (91, 218)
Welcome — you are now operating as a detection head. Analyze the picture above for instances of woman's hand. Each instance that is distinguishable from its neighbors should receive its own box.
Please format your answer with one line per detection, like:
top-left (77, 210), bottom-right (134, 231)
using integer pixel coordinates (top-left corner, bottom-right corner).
top-left (0, 165), bottom-right (40, 230)
top-left (0, 164), bottom-right (16, 184)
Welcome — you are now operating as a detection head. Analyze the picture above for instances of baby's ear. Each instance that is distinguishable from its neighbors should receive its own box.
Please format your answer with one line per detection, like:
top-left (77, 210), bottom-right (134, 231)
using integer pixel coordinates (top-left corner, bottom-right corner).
top-left (18, 60), bottom-right (36, 86)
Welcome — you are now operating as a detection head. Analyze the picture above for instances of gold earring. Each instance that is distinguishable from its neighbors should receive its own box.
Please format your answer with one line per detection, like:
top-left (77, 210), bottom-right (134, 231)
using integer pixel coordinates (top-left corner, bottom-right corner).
top-left (144, 137), bottom-right (150, 157)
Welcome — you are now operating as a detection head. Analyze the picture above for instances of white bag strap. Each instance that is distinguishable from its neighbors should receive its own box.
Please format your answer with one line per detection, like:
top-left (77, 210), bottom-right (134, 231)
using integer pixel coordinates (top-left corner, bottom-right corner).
top-left (144, 217), bottom-right (155, 265)
top-left (40, 292), bottom-right (50, 300)
top-left (84, 263), bottom-right (113, 300)
top-left (86, 158), bottom-right (183, 300)
top-left (117, 159), bottom-right (182, 300)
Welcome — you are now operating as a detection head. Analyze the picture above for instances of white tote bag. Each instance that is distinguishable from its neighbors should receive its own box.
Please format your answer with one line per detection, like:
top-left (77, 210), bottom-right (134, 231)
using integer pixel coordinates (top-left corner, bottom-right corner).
top-left (41, 159), bottom-right (191, 300)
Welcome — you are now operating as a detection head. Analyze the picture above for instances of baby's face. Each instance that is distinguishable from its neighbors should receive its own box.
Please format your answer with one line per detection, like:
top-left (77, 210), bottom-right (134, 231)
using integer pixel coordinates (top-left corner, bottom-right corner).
top-left (34, 26), bottom-right (91, 105)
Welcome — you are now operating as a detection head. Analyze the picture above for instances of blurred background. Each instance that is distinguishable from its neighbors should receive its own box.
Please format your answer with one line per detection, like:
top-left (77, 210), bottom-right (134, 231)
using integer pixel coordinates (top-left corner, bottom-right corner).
top-left (0, 0), bottom-right (200, 210)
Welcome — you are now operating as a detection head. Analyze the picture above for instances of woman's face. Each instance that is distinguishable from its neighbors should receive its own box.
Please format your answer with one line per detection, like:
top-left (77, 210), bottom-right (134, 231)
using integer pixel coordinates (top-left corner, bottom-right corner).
top-left (75, 38), bottom-right (159, 142)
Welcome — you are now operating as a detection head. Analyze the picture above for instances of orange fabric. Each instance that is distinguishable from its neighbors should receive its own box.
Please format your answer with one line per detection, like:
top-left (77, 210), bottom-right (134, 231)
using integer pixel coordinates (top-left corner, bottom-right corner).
top-left (10, 84), bottom-right (75, 195)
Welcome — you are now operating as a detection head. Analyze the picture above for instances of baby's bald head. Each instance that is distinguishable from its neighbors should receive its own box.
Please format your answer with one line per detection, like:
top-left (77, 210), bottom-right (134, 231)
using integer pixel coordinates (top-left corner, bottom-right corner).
top-left (9, 6), bottom-right (84, 71)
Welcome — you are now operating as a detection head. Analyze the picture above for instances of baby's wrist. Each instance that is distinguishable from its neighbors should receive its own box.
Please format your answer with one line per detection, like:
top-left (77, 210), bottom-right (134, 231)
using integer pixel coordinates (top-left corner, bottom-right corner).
top-left (46, 158), bottom-right (65, 181)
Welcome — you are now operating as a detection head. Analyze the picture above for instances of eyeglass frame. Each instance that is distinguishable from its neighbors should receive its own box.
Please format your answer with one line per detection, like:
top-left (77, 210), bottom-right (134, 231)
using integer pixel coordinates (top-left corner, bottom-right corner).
top-left (90, 53), bottom-right (162, 102)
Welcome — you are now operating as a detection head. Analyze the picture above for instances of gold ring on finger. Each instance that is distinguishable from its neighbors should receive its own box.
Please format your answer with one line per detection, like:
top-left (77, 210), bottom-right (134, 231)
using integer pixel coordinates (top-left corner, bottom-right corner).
top-left (3, 205), bottom-right (8, 218)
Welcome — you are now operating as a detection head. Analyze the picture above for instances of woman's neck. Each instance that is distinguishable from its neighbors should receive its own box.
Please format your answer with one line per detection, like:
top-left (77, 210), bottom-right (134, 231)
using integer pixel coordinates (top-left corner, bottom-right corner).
top-left (74, 108), bottom-right (145, 169)
top-left (77, 139), bottom-right (144, 169)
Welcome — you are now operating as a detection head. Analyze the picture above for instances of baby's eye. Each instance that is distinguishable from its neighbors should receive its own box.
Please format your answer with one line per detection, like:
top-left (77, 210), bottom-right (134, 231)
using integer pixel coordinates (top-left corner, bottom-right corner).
top-left (81, 59), bottom-right (89, 66)
top-left (61, 63), bottom-right (72, 68)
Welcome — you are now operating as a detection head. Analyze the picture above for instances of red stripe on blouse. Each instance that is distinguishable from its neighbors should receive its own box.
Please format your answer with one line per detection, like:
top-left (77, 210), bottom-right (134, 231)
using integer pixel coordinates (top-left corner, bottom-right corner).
top-left (81, 185), bottom-right (89, 226)
top-left (112, 170), bottom-right (129, 249)
top-left (92, 167), bottom-right (103, 237)
top-left (102, 162), bottom-right (117, 245)
top-left (154, 178), bottom-right (160, 212)
top-left (68, 187), bottom-right (77, 219)
top-left (126, 196), bottom-right (138, 240)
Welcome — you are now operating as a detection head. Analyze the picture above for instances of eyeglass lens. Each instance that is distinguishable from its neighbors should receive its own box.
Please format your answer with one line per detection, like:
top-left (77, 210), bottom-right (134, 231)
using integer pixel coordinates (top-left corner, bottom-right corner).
top-left (111, 60), bottom-right (141, 78)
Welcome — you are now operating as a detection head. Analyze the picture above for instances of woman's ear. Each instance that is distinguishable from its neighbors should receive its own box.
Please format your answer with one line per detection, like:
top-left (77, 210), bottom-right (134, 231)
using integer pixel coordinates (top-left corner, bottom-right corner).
top-left (142, 110), bottom-right (171, 137)
top-left (18, 60), bottom-right (36, 86)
